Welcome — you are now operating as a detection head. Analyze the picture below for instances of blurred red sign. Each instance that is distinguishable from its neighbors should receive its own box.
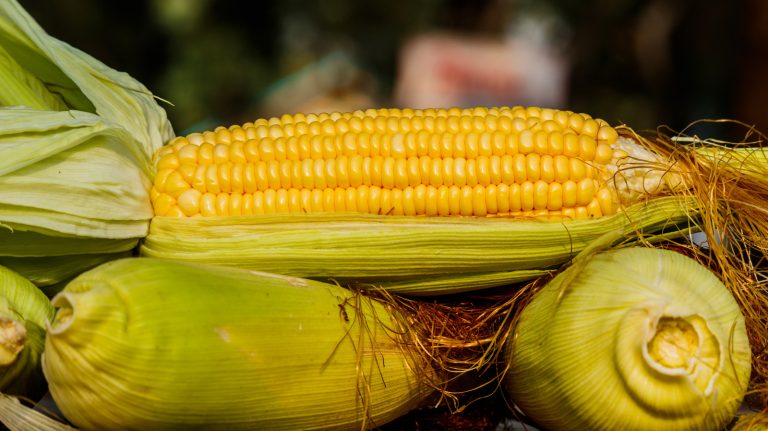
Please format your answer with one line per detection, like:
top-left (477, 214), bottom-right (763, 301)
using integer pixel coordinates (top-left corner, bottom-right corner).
top-left (394, 33), bottom-right (568, 109)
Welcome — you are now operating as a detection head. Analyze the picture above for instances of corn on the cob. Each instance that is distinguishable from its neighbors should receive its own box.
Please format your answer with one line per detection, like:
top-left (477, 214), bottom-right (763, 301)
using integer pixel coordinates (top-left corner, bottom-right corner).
top-left (142, 106), bottom-right (692, 294)
top-left (151, 106), bottom-right (679, 220)
top-left (43, 258), bottom-right (433, 431)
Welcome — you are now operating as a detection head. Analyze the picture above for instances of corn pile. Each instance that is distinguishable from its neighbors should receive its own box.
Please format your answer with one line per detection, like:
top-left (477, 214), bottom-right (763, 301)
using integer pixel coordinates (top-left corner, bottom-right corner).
top-left (0, 0), bottom-right (766, 430)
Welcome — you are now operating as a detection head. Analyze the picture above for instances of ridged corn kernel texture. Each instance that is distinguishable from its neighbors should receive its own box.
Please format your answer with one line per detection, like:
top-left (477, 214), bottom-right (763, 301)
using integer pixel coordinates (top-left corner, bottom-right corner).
top-left (151, 106), bottom-right (627, 219)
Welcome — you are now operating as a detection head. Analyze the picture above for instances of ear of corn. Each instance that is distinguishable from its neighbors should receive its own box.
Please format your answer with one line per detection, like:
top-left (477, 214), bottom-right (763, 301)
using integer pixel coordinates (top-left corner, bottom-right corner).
top-left (142, 195), bottom-right (697, 295)
top-left (142, 106), bottom-right (696, 295)
top-left (504, 246), bottom-right (750, 430)
top-left (0, 265), bottom-right (54, 400)
top-left (42, 258), bottom-right (433, 431)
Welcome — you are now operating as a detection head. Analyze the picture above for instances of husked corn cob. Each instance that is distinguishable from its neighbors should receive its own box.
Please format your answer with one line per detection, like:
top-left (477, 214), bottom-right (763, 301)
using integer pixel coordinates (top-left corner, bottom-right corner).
top-left (151, 106), bottom-right (671, 220)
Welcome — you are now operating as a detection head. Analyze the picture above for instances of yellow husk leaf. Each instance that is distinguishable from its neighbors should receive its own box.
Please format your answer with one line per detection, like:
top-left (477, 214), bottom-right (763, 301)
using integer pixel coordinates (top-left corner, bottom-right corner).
top-left (504, 246), bottom-right (751, 430)
top-left (43, 258), bottom-right (434, 431)
top-left (140, 196), bottom-right (697, 295)
top-left (0, 393), bottom-right (76, 431)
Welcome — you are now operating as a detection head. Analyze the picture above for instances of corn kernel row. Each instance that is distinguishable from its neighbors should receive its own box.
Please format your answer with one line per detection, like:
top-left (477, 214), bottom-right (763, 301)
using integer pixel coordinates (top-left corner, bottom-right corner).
top-left (152, 183), bottom-right (613, 218)
top-left (156, 130), bottom-right (615, 168)
top-left (155, 154), bottom-right (600, 197)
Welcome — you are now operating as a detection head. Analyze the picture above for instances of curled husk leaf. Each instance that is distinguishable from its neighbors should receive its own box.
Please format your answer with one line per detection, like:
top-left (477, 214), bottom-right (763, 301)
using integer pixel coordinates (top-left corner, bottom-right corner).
top-left (504, 247), bottom-right (751, 431)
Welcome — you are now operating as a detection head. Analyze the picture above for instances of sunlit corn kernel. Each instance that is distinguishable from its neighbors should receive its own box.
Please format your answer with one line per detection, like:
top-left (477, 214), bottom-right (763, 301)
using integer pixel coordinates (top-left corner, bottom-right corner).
top-left (509, 183), bottom-right (522, 212)
top-left (177, 189), bottom-right (202, 216)
top-left (495, 183), bottom-right (510, 213)
top-left (576, 178), bottom-right (596, 206)
top-left (540, 155), bottom-right (555, 183)
top-left (579, 135), bottom-right (597, 161)
top-left (533, 180), bottom-right (549, 210)
top-left (526, 153), bottom-right (541, 181)
top-left (200, 192), bottom-right (217, 216)
top-left (562, 180), bottom-right (578, 207)
top-left (581, 118), bottom-right (600, 137)
top-left (597, 188), bottom-right (617, 216)
top-left (157, 153), bottom-right (180, 170)
top-left (598, 125), bottom-right (619, 145)
top-left (563, 134), bottom-right (580, 157)
top-left (553, 155), bottom-right (569, 183)
top-left (164, 171), bottom-right (190, 198)
top-left (153, 193), bottom-right (175, 216)
top-left (569, 158), bottom-right (589, 181)
top-left (184, 133), bottom-right (203, 146)
top-left (586, 198), bottom-right (603, 218)
top-left (561, 207), bottom-right (576, 220)
top-left (177, 163), bottom-right (196, 184)
top-left (520, 181), bottom-right (535, 211)
top-left (567, 113), bottom-right (584, 132)
top-left (594, 143), bottom-right (613, 164)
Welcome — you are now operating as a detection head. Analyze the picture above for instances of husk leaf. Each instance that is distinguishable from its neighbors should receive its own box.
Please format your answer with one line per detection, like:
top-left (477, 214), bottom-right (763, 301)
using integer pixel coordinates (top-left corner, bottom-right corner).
top-left (141, 195), bottom-right (696, 295)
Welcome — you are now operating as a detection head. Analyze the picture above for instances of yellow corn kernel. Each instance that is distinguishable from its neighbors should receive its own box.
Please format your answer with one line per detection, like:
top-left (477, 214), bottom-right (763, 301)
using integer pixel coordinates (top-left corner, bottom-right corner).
top-left (153, 193), bottom-right (175, 216)
top-left (157, 153), bottom-right (180, 171)
top-left (200, 193), bottom-right (217, 216)
top-left (576, 179), bottom-right (596, 207)
top-left (521, 181), bottom-right (535, 212)
top-left (533, 181), bottom-right (549, 210)
top-left (518, 130), bottom-right (535, 154)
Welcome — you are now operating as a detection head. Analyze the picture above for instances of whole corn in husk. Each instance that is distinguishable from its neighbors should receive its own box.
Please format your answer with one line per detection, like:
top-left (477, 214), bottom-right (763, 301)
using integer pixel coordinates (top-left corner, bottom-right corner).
top-left (0, 265), bottom-right (54, 400)
top-left (503, 245), bottom-right (751, 430)
top-left (42, 258), bottom-right (434, 431)
top-left (0, 0), bottom-right (173, 286)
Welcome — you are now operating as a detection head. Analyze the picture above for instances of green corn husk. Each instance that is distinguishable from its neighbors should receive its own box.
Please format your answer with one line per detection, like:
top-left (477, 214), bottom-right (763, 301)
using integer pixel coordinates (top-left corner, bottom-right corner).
top-left (0, 265), bottom-right (54, 400)
top-left (42, 258), bottom-right (434, 431)
top-left (0, 108), bottom-right (154, 286)
top-left (0, 0), bottom-right (173, 286)
top-left (141, 195), bottom-right (697, 295)
top-left (503, 245), bottom-right (751, 430)
top-left (0, 0), bottom-right (173, 154)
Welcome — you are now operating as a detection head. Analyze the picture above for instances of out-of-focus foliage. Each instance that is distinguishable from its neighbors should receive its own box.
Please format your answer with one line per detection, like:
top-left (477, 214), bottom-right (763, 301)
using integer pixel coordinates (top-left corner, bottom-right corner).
top-left (18, 0), bottom-right (760, 139)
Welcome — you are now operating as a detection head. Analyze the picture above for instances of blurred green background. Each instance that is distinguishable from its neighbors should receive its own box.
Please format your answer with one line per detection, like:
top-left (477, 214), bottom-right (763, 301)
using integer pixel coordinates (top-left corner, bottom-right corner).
top-left (20, 0), bottom-right (767, 139)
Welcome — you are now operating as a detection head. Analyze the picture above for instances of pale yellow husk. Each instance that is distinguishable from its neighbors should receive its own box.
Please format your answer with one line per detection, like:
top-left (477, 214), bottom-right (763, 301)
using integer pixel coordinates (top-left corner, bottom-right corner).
top-left (141, 195), bottom-right (697, 295)
top-left (504, 246), bottom-right (751, 430)
top-left (43, 258), bottom-right (434, 431)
